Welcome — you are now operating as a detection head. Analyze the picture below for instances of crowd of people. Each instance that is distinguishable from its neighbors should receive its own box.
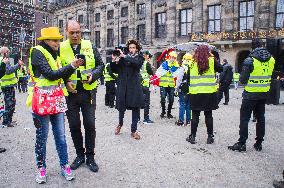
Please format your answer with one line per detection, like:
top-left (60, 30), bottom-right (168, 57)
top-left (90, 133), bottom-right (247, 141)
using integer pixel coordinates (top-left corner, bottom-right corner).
top-left (0, 22), bottom-right (283, 187)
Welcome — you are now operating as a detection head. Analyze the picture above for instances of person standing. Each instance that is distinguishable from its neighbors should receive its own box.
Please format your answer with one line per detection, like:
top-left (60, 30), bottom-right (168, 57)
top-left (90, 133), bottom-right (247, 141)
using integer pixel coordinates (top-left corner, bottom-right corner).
top-left (60, 20), bottom-right (104, 172)
top-left (110, 39), bottom-right (144, 140)
top-left (17, 64), bottom-right (28, 93)
top-left (0, 49), bottom-right (7, 153)
top-left (175, 53), bottom-right (192, 126)
top-left (185, 45), bottom-right (223, 144)
top-left (141, 50), bottom-right (154, 124)
top-left (27, 27), bottom-right (83, 183)
top-left (157, 51), bottom-right (179, 119)
top-left (233, 72), bottom-right (240, 89)
top-left (217, 59), bottom-right (233, 105)
top-left (0, 47), bottom-right (23, 128)
top-left (104, 59), bottom-right (117, 108)
top-left (228, 40), bottom-right (275, 152)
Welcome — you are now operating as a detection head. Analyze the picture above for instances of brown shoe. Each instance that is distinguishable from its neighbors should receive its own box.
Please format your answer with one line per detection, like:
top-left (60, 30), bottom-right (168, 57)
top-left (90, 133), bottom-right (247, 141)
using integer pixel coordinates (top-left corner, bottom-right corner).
top-left (131, 132), bottom-right (141, 140)
top-left (7, 124), bottom-right (14, 127)
top-left (115, 125), bottom-right (122, 135)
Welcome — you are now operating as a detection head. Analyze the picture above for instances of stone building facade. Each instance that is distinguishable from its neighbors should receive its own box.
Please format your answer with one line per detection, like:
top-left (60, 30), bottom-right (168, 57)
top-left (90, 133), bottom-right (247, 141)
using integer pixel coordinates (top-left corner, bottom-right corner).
top-left (51, 0), bottom-right (284, 72)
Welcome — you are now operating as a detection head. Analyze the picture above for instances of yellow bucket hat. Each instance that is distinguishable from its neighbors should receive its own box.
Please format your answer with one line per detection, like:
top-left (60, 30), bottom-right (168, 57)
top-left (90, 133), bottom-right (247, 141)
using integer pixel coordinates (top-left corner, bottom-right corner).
top-left (37, 27), bottom-right (63, 41)
top-left (182, 53), bottom-right (193, 61)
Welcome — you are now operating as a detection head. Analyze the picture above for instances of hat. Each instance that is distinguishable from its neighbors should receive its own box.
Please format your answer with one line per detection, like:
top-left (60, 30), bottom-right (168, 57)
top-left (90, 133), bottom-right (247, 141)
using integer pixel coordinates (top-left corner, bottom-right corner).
top-left (37, 27), bottom-right (63, 41)
top-left (143, 50), bottom-right (152, 58)
top-left (182, 53), bottom-right (192, 61)
top-left (168, 51), bottom-right (177, 58)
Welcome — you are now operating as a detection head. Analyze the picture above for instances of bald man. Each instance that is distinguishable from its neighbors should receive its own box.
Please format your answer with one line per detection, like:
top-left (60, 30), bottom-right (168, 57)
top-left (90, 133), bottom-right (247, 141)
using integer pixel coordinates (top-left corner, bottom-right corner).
top-left (59, 20), bottom-right (104, 173)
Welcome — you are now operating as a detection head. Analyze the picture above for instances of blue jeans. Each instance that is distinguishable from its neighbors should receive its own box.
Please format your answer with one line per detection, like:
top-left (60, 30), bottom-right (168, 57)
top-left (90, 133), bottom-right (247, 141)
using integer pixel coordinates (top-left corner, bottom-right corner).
top-left (33, 113), bottom-right (69, 168)
top-left (178, 92), bottom-right (191, 123)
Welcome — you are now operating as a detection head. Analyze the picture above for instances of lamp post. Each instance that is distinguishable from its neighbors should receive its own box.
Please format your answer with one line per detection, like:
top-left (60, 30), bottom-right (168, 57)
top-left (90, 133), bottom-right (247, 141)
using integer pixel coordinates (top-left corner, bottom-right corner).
top-left (82, 28), bottom-right (91, 40)
top-left (114, 1), bottom-right (120, 47)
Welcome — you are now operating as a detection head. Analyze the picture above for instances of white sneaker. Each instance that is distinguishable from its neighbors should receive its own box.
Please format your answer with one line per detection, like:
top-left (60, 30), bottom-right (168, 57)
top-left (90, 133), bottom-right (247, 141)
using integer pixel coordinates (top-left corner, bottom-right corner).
top-left (61, 165), bottom-right (74, 181)
top-left (36, 167), bottom-right (47, 184)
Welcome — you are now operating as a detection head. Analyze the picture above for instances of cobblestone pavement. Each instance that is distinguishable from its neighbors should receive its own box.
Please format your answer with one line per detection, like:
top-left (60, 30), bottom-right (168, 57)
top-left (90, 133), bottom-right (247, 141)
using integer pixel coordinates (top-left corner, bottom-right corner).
top-left (0, 86), bottom-right (283, 188)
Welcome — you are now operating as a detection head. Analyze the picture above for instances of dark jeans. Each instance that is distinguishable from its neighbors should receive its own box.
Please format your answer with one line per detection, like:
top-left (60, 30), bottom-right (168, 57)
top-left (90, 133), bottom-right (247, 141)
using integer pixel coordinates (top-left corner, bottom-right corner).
top-left (238, 99), bottom-right (266, 144)
top-left (142, 86), bottom-right (150, 119)
top-left (105, 81), bottom-right (116, 107)
top-left (66, 90), bottom-right (96, 159)
top-left (217, 84), bottom-right (230, 104)
top-left (18, 78), bottom-right (27, 93)
top-left (178, 92), bottom-right (191, 122)
top-left (119, 107), bottom-right (140, 133)
top-left (160, 87), bottom-right (175, 114)
top-left (33, 113), bottom-right (68, 168)
top-left (191, 110), bottom-right (213, 136)
top-left (2, 86), bottom-right (16, 125)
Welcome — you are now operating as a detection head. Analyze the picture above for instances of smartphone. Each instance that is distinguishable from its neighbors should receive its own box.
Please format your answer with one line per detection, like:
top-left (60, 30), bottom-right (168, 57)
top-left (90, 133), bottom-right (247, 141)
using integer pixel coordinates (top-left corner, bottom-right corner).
top-left (75, 54), bottom-right (86, 67)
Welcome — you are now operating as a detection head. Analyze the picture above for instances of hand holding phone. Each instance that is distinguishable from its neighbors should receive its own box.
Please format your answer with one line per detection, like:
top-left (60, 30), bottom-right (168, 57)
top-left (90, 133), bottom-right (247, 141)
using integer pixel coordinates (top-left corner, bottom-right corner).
top-left (75, 54), bottom-right (86, 67)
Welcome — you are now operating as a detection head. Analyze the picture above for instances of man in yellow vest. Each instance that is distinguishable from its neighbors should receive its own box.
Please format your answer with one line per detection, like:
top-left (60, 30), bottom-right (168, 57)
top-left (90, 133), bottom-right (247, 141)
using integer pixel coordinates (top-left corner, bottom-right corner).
top-left (228, 40), bottom-right (275, 152)
top-left (0, 47), bottom-right (23, 127)
top-left (233, 72), bottom-right (240, 89)
top-left (140, 50), bottom-right (154, 124)
top-left (17, 65), bottom-right (28, 93)
top-left (60, 20), bottom-right (104, 173)
top-left (157, 51), bottom-right (179, 118)
top-left (103, 57), bottom-right (117, 108)
top-left (0, 49), bottom-right (8, 153)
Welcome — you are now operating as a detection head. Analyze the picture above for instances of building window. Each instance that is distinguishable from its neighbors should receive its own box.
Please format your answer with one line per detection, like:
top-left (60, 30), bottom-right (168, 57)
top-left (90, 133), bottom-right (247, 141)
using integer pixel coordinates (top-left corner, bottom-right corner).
top-left (121, 7), bottom-right (128, 17)
top-left (137, 24), bottom-right (146, 43)
top-left (121, 27), bottom-right (128, 44)
top-left (42, 15), bottom-right (48, 24)
top-left (239, 1), bottom-right (255, 31)
top-left (180, 9), bottom-right (192, 36)
top-left (137, 4), bottom-right (146, 17)
top-left (155, 12), bottom-right (166, 38)
top-left (95, 31), bottom-right (100, 48)
top-left (95, 13), bottom-right (100, 22)
top-left (59, 20), bottom-right (63, 28)
top-left (276, 0), bottom-right (284, 28)
top-left (208, 5), bottom-right (221, 33)
top-left (78, 15), bottom-right (84, 24)
top-left (107, 29), bottom-right (114, 47)
top-left (107, 10), bottom-right (114, 20)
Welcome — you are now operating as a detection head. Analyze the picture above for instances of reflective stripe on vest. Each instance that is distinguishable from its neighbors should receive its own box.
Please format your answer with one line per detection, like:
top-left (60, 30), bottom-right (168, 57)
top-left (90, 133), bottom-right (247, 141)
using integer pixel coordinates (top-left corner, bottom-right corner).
top-left (159, 61), bottom-right (177, 88)
top-left (244, 57), bottom-right (275, 93)
top-left (141, 61), bottom-right (150, 87)
top-left (189, 56), bottom-right (217, 94)
top-left (0, 56), bottom-right (18, 87)
top-left (60, 39), bottom-right (97, 90)
top-left (233, 73), bottom-right (240, 81)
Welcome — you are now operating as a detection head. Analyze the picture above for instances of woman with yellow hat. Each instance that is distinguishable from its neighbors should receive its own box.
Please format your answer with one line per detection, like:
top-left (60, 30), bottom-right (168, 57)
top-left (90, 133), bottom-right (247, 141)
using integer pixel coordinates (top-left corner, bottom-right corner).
top-left (28, 27), bottom-right (83, 184)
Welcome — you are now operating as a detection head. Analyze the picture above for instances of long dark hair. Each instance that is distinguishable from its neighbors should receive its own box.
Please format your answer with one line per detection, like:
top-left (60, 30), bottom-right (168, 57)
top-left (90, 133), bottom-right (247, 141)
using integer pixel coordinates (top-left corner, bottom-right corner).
top-left (193, 45), bottom-right (210, 75)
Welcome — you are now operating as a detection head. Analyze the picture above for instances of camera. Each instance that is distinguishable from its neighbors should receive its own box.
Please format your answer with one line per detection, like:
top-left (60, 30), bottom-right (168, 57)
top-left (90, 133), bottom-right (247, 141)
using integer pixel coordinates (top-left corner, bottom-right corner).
top-left (115, 45), bottom-right (128, 55)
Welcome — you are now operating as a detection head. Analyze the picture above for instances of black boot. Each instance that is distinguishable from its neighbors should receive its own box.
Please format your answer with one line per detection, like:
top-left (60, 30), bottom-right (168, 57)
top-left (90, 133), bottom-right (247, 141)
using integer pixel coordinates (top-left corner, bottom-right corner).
top-left (70, 155), bottom-right (85, 170)
top-left (253, 141), bottom-right (262, 151)
top-left (160, 102), bottom-right (166, 118)
top-left (207, 134), bottom-right (214, 144)
top-left (186, 134), bottom-right (196, 144)
top-left (86, 158), bottom-right (99, 173)
top-left (228, 142), bottom-right (246, 152)
top-left (167, 103), bottom-right (173, 119)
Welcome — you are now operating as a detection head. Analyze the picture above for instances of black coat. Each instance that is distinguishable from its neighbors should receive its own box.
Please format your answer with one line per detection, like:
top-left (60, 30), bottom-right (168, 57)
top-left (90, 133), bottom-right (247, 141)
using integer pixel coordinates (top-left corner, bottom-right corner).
top-left (110, 53), bottom-right (144, 111)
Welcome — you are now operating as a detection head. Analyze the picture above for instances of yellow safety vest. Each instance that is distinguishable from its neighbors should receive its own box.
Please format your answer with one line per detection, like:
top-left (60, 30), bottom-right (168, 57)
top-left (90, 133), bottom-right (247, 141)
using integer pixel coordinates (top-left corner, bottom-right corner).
top-left (244, 57), bottom-right (275, 93)
top-left (104, 63), bottom-right (117, 82)
top-left (159, 61), bottom-right (179, 88)
top-left (189, 57), bottom-right (217, 94)
top-left (141, 61), bottom-right (150, 87)
top-left (0, 56), bottom-right (18, 87)
top-left (26, 45), bottom-right (68, 107)
top-left (17, 68), bottom-right (25, 78)
top-left (233, 73), bottom-right (240, 81)
top-left (60, 39), bottom-right (97, 90)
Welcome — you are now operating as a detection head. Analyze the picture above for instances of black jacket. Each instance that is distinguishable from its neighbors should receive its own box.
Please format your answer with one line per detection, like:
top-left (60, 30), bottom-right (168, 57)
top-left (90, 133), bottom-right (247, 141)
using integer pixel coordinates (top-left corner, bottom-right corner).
top-left (219, 62), bottom-right (233, 86)
top-left (31, 41), bottom-right (75, 81)
top-left (240, 47), bottom-right (273, 100)
top-left (0, 62), bottom-right (6, 79)
top-left (110, 53), bottom-right (144, 111)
